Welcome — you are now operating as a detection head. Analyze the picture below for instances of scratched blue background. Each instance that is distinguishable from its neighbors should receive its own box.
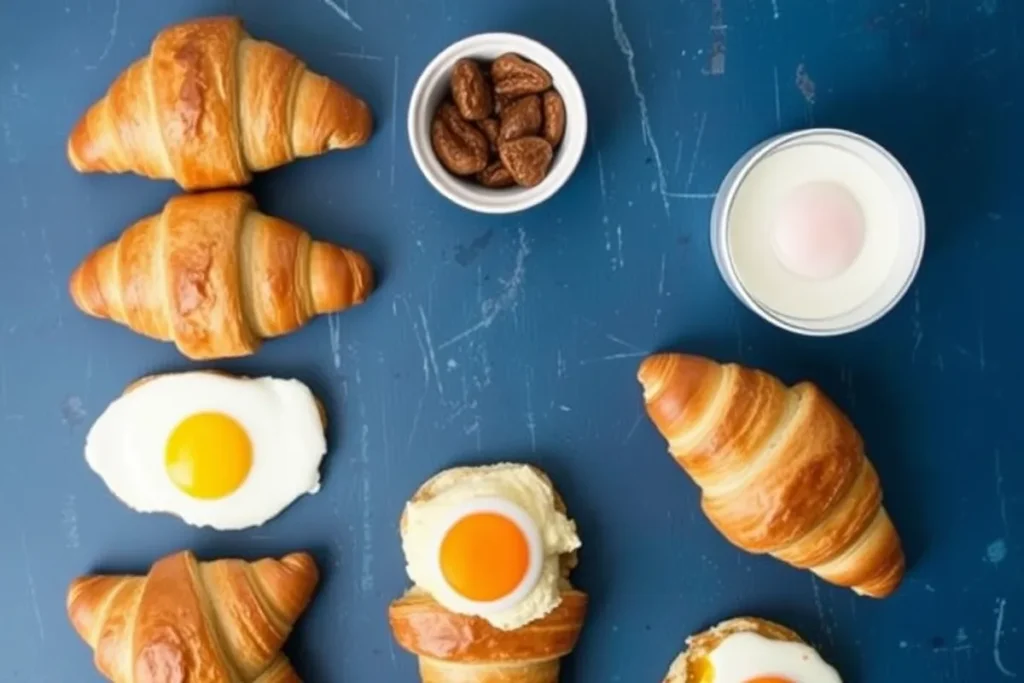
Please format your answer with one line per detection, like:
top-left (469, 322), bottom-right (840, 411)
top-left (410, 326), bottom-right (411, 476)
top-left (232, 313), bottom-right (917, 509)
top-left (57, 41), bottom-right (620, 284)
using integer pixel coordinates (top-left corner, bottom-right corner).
top-left (1, 0), bottom-right (1022, 681)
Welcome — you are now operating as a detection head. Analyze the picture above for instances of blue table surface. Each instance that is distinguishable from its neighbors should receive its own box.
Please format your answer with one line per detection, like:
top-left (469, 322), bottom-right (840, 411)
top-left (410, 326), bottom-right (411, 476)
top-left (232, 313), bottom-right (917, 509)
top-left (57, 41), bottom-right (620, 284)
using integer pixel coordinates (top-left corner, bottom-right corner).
top-left (1, 0), bottom-right (1022, 681)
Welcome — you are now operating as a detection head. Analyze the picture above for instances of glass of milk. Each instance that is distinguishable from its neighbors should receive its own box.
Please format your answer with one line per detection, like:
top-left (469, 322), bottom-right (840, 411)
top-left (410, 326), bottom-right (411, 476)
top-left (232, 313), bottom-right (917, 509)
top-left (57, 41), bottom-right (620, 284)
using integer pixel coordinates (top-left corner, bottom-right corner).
top-left (711, 129), bottom-right (925, 336)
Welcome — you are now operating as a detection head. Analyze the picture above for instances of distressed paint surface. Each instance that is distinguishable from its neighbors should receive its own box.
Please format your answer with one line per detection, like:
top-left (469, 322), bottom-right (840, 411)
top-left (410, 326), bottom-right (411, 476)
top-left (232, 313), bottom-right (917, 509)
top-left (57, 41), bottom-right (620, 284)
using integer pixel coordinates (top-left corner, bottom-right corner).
top-left (0, 0), bottom-right (1021, 681)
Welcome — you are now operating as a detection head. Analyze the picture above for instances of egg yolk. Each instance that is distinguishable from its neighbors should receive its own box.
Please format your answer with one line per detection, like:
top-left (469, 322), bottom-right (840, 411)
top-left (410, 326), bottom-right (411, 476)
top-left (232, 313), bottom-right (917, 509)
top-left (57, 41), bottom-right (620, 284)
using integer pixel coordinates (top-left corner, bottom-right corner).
top-left (439, 512), bottom-right (530, 602)
top-left (165, 412), bottom-right (252, 500)
top-left (692, 657), bottom-right (713, 683)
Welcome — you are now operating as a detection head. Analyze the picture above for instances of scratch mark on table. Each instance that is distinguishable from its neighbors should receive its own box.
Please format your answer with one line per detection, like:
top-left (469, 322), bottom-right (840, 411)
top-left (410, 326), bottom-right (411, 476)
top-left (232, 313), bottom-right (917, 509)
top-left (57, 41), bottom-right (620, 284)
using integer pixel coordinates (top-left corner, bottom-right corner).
top-left (684, 112), bottom-right (708, 193)
top-left (613, 224), bottom-right (625, 270)
top-left (772, 66), bottom-right (782, 127)
top-left (320, 0), bottom-right (364, 31)
top-left (558, 404), bottom-right (572, 412)
top-left (20, 532), bottom-right (45, 643)
top-left (380, 393), bottom-right (391, 503)
top-left (359, 421), bottom-right (373, 592)
top-left (672, 136), bottom-right (685, 177)
top-left (557, 350), bottom-right (566, 378)
top-left (327, 313), bottom-right (342, 369)
top-left (666, 191), bottom-right (717, 199)
top-left (335, 50), bottom-right (383, 61)
top-left (969, 48), bottom-right (998, 65)
top-left (795, 63), bottom-right (817, 105)
top-left (709, 0), bottom-right (726, 75)
top-left (606, 333), bottom-right (642, 352)
top-left (85, 0), bottom-right (120, 70)
top-left (62, 495), bottom-right (80, 549)
top-left (770, 0), bottom-right (780, 19)
top-left (657, 254), bottom-right (668, 299)
top-left (623, 409), bottom-right (644, 443)
top-left (597, 150), bottom-right (608, 205)
top-left (579, 351), bottom-right (648, 365)
top-left (439, 228), bottom-right (530, 349)
top-left (608, 0), bottom-right (671, 216)
top-left (417, 305), bottom-right (445, 398)
top-left (390, 56), bottom-right (400, 188)
top-left (810, 575), bottom-right (835, 647)
top-left (524, 369), bottom-right (537, 452)
top-left (993, 598), bottom-right (1017, 677)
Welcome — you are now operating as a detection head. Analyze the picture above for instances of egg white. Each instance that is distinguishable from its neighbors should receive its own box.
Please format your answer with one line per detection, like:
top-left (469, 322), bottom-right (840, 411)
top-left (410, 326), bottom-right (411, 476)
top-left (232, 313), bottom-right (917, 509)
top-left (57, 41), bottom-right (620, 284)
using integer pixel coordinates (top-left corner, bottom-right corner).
top-left (706, 632), bottom-right (842, 683)
top-left (401, 463), bottom-right (581, 630)
top-left (85, 373), bottom-right (326, 530)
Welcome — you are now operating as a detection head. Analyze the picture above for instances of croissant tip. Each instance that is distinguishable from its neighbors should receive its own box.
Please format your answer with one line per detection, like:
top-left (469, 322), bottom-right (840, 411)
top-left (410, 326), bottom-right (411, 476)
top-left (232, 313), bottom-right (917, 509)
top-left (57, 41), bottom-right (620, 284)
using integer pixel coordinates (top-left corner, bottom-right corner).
top-left (637, 352), bottom-right (675, 387)
top-left (66, 575), bottom-right (106, 643)
top-left (281, 551), bottom-right (318, 577)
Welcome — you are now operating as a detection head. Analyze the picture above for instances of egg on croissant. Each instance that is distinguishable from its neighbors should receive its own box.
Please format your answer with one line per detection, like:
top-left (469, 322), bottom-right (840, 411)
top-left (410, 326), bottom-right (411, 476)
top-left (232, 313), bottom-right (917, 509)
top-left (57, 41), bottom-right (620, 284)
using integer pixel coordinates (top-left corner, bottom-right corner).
top-left (85, 371), bottom-right (326, 530)
top-left (400, 463), bottom-right (581, 630)
top-left (663, 617), bottom-right (841, 683)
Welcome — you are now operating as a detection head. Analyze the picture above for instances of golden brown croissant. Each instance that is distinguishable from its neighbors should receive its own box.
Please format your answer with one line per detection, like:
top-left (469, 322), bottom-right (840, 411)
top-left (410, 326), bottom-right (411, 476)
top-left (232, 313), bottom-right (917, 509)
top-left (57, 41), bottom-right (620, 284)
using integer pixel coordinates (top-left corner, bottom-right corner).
top-left (389, 587), bottom-right (588, 683)
top-left (68, 16), bottom-right (372, 190)
top-left (69, 190), bottom-right (373, 360)
top-left (638, 353), bottom-right (904, 597)
top-left (67, 550), bottom-right (318, 683)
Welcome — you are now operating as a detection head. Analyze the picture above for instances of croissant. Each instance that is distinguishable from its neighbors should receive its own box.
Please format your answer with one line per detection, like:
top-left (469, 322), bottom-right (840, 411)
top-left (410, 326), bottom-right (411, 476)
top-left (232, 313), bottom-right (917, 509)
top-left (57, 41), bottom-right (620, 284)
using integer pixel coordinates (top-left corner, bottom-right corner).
top-left (67, 550), bottom-right (318, 683)
top-left (69, 190), bottom-right (373, 360)
top-left (68, 16), bottom-right (372, 190)
top-left (638, 353), bottom-right (904, 597)
top-left (389, 587), bottom-right (588, 683)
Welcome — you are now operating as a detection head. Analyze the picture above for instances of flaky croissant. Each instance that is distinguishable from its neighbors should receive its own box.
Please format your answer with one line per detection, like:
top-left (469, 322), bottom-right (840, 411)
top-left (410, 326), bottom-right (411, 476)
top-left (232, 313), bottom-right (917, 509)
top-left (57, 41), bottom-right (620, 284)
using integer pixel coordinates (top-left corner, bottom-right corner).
top-left (68, 16), bottom-right (372, 190)
top-left (67, 550), bottom-right (318, 683)
top-left (638, 353), bottom-right (904, 597)
top-left (389, 587), bottom-right (588, 683)
top-left (69, 190), bottom-right (373, 360)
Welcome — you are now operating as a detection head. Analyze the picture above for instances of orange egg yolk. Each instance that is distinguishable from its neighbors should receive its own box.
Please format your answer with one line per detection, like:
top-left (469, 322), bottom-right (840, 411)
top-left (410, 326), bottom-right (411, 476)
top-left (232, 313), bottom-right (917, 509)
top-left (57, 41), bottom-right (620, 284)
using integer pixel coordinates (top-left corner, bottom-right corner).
top-left (439, 512), bottom-right (530, 602)
top-left (165, 412), bottom-right (252, 500)
top-left (692, 657), bottom-right (714, 683)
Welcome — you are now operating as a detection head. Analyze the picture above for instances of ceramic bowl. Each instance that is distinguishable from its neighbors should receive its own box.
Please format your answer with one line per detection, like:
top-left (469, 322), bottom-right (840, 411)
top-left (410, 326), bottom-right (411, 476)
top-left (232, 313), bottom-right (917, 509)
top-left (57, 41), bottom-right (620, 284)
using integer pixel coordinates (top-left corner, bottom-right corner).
top-left (408, 32), bottom-right (587, 214)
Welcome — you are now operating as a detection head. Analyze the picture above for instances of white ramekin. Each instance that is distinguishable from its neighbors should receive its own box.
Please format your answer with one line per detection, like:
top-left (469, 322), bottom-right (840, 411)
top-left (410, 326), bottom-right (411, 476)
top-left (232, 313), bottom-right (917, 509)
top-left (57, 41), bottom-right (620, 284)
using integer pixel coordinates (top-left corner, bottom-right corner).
top-left (711, 128), bottom-right (926, 336)
top-left (408, 33), bottom-right (587, 214)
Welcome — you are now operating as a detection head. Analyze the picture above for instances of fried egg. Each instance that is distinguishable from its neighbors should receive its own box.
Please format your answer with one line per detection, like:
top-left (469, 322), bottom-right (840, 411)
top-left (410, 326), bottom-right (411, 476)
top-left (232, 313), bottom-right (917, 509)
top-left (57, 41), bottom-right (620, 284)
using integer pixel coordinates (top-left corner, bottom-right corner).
top-left (401, 464), bottom-right (580, 630)
top-left (701, 632), bottom-right (841, 683)
top-left (85, 372), bottom-right (326, 530)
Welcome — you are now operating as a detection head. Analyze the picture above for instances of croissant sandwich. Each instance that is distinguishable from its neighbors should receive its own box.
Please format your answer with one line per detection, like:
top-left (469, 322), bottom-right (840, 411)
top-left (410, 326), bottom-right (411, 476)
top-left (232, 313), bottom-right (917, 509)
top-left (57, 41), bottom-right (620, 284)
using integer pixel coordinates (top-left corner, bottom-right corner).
top-left (638, 353), bottom-right (904, 597)
top-left (68, 16), bottom-right (373, 190)
top-left (662, 616), bottom-right (842, 682)
top-left (69, 190), bottom-right (373, 360)
top-left (389, 463), bottom-right (587, 682)
top-left (67, 550), bottom-right (318, 683)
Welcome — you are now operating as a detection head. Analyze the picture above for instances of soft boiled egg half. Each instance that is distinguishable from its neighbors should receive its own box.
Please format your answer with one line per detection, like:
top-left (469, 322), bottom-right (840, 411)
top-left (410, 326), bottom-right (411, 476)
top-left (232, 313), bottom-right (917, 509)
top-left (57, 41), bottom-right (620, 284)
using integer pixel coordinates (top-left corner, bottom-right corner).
top-left (401, 463), bottom-right (581, 631)
top-left (664, 617), bottom-right (841, 683)
top-left (702, 632), bottom-right (842, 683)
top-left (85, 372), bottom-right (326, 530)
